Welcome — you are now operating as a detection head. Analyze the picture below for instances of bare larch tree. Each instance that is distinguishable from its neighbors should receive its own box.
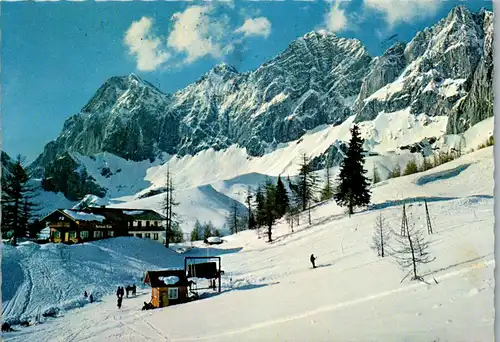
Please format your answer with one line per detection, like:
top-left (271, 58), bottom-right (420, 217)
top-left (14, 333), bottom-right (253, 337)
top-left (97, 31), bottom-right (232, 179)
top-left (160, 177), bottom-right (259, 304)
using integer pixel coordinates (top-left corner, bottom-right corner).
top-left (393, 221), bottom-right (435, 282)
top-left (371, 214), bottom-right (391, 257)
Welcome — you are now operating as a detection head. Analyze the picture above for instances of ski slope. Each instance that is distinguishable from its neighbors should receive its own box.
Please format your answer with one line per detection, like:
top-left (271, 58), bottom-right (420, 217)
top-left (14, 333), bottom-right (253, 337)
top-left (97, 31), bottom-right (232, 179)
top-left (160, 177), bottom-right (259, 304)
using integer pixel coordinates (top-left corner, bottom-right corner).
top-left (2, 146), bottom-right (494, 341)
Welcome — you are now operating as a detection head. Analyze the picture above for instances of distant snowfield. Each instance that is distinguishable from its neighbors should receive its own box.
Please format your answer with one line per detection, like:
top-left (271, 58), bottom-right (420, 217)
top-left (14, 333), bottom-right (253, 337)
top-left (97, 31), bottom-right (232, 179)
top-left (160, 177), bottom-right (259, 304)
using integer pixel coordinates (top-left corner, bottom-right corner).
top-left (102, 114), bottom-right (491, 233)
top-left (3, 146), bottom-right (494, 341)
top-left (33, 115), bottom-right (493, 233)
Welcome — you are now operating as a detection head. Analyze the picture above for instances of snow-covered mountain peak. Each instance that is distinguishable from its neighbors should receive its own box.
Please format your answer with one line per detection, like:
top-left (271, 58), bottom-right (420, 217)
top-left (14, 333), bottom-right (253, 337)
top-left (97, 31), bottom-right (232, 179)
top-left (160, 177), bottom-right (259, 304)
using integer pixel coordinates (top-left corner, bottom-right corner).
top-left (209, 63), bottom-right (239, 75)
top-left (31, 5), bottom-right (493, 203)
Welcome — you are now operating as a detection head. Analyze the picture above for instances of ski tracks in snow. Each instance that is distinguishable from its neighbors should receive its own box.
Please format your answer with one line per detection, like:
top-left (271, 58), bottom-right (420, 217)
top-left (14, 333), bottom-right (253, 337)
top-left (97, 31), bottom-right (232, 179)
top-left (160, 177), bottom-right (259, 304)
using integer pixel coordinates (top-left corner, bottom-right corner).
top-left (170, 259), bottom-right (495, 342)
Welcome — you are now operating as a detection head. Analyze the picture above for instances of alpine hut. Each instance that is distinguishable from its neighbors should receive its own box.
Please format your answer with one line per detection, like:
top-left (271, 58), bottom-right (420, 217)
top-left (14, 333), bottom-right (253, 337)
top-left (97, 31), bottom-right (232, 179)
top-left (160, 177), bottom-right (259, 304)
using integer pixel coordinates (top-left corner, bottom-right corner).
top-left (143, 269), bottom-right (193, 308)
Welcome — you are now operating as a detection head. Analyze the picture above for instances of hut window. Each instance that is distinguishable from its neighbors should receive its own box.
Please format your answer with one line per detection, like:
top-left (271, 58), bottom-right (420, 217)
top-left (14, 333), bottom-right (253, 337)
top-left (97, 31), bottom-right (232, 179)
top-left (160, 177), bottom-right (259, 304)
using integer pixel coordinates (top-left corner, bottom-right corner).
top-left (138, 221), bottom-right (142, 228)
top-left (168, 288), bottom-right (178, 300)
top-left (53, 231), bottom-right (61, 239)
top-left (153, 233), bottom-right (159, 240)
top-left (94, 231), bottom-right (103, 238)
top-left (69, 231), bottom-right (77, 239)
top-left (146, 221), bottom-right (150, 228)
top-left (154, 221), bottom-right (158, 227)
top-left (81, 231), bottom-right (89, 239)
top-left (145, 233), bottom-right (151, 239)
top-left (108, 231), bottom-right (114, 237)
top-left (136, 233), bottom-right (143, 238)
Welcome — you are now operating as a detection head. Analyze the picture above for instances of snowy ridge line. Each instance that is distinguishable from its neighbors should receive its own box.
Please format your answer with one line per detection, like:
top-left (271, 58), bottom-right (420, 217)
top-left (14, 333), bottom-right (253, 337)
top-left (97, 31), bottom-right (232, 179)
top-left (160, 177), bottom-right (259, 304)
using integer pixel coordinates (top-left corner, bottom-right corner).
top-left (171, 259), bottom-right (494, 341)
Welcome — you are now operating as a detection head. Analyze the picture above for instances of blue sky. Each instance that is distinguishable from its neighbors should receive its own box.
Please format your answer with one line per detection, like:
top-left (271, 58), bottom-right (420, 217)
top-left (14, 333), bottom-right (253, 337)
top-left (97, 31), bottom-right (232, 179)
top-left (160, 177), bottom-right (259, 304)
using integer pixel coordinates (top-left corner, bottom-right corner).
top-left (1, 0), bottom-right (492, 162)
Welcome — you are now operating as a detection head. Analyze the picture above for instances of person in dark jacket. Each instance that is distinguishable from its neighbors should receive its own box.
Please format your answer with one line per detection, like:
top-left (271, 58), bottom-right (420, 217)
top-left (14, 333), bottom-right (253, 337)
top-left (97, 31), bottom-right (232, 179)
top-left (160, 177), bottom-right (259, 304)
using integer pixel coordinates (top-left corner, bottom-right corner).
top-left (132, 284), bottom-right (137, 296)
top-left (89, 294), bottom-right (94, 303)
top-left (2, 322), bottom-right (14, 332)
top-left (117, 296), bottom-right (123, 309)
top-left (310, 254), bottom-right (316, 268)
top-left (116, 287), bottom-right (121, 298)
top-left (84, 291), bottom-right (88, 298)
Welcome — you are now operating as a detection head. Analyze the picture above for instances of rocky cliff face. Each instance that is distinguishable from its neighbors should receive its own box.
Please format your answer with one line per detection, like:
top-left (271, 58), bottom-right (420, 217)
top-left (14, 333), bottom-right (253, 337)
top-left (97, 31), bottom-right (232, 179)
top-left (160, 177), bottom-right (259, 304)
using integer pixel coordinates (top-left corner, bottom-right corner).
top-left (354, 6), bottom-right (492, 125)
top-left (31, 6), bottom-right (493, 201)
top-left (33, 31), bottom-right (372, 169)
top-left (446, 9), bottom-right (494, 134)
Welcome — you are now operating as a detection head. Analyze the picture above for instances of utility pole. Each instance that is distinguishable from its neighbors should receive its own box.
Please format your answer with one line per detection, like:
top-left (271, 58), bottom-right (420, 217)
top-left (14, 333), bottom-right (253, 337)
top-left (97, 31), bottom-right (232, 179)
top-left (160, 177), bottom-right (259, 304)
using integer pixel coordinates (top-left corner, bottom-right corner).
top-left (401, 202), bottom-right (408, 236)
top-left (425, 200), bottom-right (433, 235)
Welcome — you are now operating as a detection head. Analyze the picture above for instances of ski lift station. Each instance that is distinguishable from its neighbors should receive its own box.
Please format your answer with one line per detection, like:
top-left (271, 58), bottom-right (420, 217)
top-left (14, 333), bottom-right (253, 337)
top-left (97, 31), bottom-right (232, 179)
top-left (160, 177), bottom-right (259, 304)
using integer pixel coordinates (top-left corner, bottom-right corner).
top-left (144, 256), bottom-right (224, 308)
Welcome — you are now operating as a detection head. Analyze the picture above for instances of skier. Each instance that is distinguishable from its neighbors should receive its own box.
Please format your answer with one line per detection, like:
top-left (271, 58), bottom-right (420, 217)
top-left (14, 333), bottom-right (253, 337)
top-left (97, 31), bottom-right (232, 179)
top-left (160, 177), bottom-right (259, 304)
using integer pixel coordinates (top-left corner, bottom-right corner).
top-left (84, 291), bottom-right (88, 298)
top-left (132, 284), bottom-right (137, 296)
top-left (117, 296), bottom-right (123, 309)
top-left (116, 286), bottom-right (121, 299)
top-left (310, 254), bottom-right (316, 269)
top-left (126, 286), bottom-right (130, 298)
top-left (89, 294), bottom-right (94, 303)
top-left (119, 286), bottom-right (125, 299)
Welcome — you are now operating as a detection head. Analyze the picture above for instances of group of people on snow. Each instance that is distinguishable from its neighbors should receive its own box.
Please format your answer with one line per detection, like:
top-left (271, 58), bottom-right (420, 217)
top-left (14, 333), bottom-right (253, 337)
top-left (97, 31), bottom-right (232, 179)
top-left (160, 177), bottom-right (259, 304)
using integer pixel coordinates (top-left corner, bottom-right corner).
top-left (83, 290), bottom-right (94, 303)
top-left (116, 284), bottom-right (137, 309)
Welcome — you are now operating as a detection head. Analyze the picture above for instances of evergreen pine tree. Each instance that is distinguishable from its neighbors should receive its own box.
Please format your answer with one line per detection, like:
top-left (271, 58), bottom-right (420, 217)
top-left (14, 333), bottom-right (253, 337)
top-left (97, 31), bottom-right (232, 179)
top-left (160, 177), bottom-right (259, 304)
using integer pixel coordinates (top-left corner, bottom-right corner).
top-left (255, 185), bottom-right (265, 228)
top-left (203, 221), bottom-right (214, 240)
top-left (170, 221), bottom-right (185, 243)
top-left (246, 186), bottom-right (256, 230)
top-left (289, 154), bottom-right (318, 212)
top-left (191, 220), bottom-right (202, 241)
top-left (320, 158), bottom-right (334, 201)
top-left (227, 201), bottom-right (240, 234)
top-left (275, 175), bottom-right (289, 218)
top-left (161, 167), bottom-right (179, 248)
top-left (262, 179), bottom-right (278, 242)
top-left (1, 155), bottom-right (39, 244)
top-left (334, 125), bottom-right (371, 215)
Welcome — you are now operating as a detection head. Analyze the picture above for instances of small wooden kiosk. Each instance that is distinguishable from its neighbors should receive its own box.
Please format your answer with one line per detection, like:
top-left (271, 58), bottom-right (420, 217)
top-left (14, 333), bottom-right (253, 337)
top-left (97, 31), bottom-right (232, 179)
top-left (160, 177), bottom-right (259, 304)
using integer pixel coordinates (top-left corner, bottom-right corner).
top-left (143, 269), bottom-right (191, 308)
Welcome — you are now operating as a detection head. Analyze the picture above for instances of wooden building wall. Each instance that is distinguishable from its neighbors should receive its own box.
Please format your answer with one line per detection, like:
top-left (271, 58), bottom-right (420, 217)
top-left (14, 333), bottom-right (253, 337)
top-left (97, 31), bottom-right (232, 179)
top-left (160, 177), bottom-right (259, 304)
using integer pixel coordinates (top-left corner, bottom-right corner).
top-left (151, 286), bottom-right (187, 308)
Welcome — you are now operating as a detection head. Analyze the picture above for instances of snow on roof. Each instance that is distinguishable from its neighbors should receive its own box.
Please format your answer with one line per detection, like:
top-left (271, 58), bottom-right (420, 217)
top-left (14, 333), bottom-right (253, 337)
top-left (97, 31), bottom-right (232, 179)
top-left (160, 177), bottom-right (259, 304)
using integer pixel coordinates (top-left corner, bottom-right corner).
top-left (124, 210), bottom-right (145, 215)
top-left (62, 209), bottom-right (106, 222)
top-left (158, 276), bottom-right (180, 285)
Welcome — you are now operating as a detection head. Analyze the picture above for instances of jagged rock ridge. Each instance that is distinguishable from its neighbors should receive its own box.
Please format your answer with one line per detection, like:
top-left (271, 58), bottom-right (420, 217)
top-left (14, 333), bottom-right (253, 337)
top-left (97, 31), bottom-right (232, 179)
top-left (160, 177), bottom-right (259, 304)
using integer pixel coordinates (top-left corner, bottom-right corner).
top-left (31, 6), bottom-right (493, 201)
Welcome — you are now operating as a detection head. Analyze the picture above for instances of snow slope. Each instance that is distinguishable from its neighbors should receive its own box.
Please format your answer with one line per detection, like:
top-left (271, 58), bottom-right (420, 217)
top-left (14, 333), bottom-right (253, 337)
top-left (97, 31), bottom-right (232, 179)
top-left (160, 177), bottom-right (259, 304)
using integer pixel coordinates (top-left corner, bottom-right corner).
top-left (107, 184), bottom-right (248, 233)
top-left (44, 112), bottom-right (492, 237)
top-left (2, 146), bottom-right (494, 341)
top-left (142, 110), bottom-right (449, 192)
top-left (109, 115), bottom-right (491, 233)
top-left (1, 238), bottom-right (186, 324)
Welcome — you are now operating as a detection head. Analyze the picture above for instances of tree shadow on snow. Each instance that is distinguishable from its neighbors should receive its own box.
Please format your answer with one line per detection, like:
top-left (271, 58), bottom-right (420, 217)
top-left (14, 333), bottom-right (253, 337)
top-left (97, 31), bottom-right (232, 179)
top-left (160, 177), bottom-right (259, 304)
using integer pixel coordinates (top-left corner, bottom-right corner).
top-left (366, 194), bottom-right (493, 212)
top-left (366, 196), bottom-right (458, 211)
top-left (194, 282), bottom-right (276, 301)
top-left (184, 247), bottom-right (243, 257)
top-left (415, 163), bottom-right (471, 186)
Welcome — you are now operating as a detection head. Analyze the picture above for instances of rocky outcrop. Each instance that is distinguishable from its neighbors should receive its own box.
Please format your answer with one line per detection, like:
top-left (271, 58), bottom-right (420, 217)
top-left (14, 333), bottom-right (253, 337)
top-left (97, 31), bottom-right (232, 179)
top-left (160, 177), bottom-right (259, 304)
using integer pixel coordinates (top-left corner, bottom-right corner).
top-left (33, 31), bottom-right (372, 170)
top-left (308, 141), bottom-right (349, 171)
top-left (41, 153), bottom-right (106, 201)
top-left (355, 6), bottom-right (491, 124)
top-left (447, 9), bottom-right (494, 134)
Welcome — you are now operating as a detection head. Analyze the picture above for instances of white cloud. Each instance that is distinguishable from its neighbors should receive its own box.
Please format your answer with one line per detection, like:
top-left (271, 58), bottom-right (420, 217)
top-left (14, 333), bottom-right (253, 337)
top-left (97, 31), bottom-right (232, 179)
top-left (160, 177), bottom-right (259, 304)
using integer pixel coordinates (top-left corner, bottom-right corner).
top-left (124, 17), bottom-right (170, 72)
top-left (324, 0), bottom-right (348, 33)
top-left (364, 0), bottom-right (443, 26)
top-left (234, 17), bottom-right (272, 38)
top-left (167, 5), bottom-right (230, 64)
